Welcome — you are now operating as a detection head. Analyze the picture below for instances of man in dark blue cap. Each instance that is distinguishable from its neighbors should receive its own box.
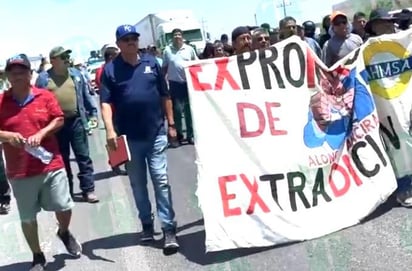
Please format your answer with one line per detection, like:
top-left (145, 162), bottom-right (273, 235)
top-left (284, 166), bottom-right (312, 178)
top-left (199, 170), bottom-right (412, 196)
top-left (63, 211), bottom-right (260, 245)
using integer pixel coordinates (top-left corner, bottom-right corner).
top-left (100, 24), bottom-right (180, 255)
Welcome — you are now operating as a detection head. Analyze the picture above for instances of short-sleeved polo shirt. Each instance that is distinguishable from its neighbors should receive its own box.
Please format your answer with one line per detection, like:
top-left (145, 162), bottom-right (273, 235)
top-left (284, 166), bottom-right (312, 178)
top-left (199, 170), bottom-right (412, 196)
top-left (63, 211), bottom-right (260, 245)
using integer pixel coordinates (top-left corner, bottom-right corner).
top-left (163, 43), bottom-right (198, 83)
top-left (100, 54), bottom-right (169, 141)
top-left (0, 87), bottom-right (64, 179)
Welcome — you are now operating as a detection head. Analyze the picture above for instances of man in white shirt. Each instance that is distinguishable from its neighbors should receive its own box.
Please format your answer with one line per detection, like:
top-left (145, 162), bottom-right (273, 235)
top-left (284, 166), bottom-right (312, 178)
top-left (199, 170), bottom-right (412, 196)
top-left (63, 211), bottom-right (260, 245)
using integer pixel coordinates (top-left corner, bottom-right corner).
top-left (162, 28), bottom-right (198, 147)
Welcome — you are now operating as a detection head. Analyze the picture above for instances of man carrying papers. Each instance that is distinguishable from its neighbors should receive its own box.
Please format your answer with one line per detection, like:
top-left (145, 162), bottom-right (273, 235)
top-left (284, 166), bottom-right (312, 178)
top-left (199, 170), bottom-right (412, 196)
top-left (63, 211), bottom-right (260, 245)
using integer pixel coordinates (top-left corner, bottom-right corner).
top-left (100, 24), bottom-right (180, 255)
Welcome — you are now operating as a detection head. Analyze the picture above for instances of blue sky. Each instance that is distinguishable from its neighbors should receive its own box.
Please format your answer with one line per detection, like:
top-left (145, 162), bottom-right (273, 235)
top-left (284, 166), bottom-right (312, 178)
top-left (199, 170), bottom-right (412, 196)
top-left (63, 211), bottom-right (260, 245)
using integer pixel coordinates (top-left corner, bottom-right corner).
top-left (0, 0), bottom-right (341, 61)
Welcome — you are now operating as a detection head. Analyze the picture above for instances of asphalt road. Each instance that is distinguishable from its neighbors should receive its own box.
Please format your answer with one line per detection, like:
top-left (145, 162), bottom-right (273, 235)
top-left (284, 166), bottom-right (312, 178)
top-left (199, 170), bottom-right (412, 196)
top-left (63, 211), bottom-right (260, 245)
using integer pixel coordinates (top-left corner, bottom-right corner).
top-left (1, 128), bottom-right (412, 271)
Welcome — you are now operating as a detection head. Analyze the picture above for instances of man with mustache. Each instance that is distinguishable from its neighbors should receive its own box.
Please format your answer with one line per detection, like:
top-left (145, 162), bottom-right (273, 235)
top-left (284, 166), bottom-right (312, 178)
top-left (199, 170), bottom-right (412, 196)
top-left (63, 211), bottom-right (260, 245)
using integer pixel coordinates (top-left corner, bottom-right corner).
top-left (35, 46), bottom-right (98, 203)
top-left (279, 16), bottom-right (298, 41)
top-left (231, 26), bottom-right (252, 54)
top-left (100, 24), bottom-right (179, 254)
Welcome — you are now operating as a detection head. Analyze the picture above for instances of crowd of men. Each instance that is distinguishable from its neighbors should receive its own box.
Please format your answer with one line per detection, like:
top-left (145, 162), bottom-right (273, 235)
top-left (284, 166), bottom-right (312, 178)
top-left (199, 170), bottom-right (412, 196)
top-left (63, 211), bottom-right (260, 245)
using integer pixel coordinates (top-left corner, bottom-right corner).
top-left (0, 6), bottom-right (412, 271)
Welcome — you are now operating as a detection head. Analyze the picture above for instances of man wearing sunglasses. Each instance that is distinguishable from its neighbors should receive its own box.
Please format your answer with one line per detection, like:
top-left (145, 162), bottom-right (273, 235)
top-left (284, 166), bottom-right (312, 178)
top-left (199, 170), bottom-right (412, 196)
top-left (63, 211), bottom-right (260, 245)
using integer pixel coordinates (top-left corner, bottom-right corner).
top-left (251, 28), bottom-right (270, 50)
top-left (322, 11), bottom-right (363, 67)
top-left (35, 46), bottom-right (98, 203)
top-left (100, 24), bottom-right (179, 255)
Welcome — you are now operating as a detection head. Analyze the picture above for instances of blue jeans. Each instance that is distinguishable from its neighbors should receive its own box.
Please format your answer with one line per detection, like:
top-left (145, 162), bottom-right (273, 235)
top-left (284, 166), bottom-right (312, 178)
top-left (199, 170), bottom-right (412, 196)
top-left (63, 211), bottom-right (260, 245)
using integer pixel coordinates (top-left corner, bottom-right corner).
top-left (56, 116), bottom-right (95, 194)
top-left (397, 175), bottom-right (412, 194)
top-left (126, 134), bottom-right (176, 231)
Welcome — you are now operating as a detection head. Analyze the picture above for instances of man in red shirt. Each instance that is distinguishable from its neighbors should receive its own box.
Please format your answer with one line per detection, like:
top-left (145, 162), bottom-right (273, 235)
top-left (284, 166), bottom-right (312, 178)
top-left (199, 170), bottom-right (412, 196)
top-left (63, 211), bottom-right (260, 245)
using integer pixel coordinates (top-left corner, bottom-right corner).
top-left (0, 54), bottom-right (81, 271)
top-left (95, 44), bottom-right (118, 90)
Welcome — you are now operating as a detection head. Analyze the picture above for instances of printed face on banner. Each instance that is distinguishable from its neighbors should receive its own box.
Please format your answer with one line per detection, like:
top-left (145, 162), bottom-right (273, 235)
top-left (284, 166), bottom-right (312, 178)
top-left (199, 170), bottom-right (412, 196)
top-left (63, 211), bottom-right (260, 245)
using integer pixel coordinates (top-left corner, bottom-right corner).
top-left (303, 67), bottom-right (375, 154)
top-left (185, 36), bottom-right (397, 252)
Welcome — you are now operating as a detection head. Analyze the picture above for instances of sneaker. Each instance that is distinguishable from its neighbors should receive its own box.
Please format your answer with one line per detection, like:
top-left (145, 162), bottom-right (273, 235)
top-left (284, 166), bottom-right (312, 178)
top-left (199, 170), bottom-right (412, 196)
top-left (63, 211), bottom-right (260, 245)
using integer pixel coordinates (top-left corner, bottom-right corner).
top-left (0, 202), bottom-right (10, 215)
top-left (30, 252), bottom-right (46, 271)
top-left (112, 166), bottom-right (128, 176)
top-left (83, 192), bottom-right (99, 203)
top-left (140, 223), bottom-right (154, 243)
top-left (163, 229), bottom-right (179, 255)
top-left (169, 138), bottom-right (180, 148)
top-left (57, 229), bottom-right (82, 257)
top-left (397, 189), bottom-right (412, 207)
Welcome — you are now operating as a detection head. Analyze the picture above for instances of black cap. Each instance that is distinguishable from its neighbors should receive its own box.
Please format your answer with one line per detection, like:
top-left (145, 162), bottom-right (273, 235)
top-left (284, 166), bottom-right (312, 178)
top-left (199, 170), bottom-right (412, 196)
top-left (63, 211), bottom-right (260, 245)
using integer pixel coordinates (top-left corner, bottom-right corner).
top-left (5, 54), bottom-right (31, 71)
top-left (397, 9), bottom-right (412, 20)
top-left (303, 21), bottom-right (316, 31)
top-left (365, 8), bottom-right (396, 33)
top-left (231, 26), bottom-right (250, 42)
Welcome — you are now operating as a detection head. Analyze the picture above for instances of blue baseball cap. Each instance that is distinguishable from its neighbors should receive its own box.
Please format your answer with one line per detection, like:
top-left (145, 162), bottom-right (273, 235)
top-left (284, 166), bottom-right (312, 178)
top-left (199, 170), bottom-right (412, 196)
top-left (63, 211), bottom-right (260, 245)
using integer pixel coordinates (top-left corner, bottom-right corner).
top-left (116, 24), bottom-right (140, 41)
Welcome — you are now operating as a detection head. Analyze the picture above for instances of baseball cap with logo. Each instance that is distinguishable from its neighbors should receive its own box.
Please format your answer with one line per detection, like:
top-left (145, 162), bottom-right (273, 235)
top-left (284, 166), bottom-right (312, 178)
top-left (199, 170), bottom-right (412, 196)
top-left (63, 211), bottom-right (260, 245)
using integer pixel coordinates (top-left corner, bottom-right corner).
top-left (116, 24), bottom-right (140, 41)
top-left (5, 54), bottom-right (31, 71)
top-left (49, 46), bottom-right (72, 59)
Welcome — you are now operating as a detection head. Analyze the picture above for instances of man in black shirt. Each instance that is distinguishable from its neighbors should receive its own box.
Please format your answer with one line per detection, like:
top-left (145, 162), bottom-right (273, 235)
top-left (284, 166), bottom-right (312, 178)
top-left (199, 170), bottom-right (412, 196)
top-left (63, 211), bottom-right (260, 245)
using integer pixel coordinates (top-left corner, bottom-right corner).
top-left (319, 15), bottom-right (331, 48)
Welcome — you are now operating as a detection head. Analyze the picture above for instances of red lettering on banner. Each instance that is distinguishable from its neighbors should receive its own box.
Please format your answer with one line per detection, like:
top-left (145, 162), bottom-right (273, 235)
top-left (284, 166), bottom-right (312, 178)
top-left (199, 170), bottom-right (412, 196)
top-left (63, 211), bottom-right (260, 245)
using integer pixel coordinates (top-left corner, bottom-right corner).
top-left (239, 174), bottom-right (270, 214)
top-left (237, 102), bottom-right (287, 138)
top-left (189, 64), bottom-right (212, 91)
top-left (329, 163), bottom-right (351, 197)
top-left (237, 103), bottom-right (265, 137)
top-left (214, 58), bottom-right (241, 90)
top-left (329, 154), bottom-right (363, 197)
top-left (347, 113), bottom-right (380, 148)
top-left (218, 175), bottom-right (241, 217)
top-left (306, 48), bottom-right (316, 88)
top-left (265, 102), bottom-right (288, 136)
top-left (188, 59), bottom-right (241, 91)
top-left (308, 151), bottom-right (338, 167)
top-left (342, 154), bottom-right (363, 186)
top-left (218, 174), bottom-right (270, 217)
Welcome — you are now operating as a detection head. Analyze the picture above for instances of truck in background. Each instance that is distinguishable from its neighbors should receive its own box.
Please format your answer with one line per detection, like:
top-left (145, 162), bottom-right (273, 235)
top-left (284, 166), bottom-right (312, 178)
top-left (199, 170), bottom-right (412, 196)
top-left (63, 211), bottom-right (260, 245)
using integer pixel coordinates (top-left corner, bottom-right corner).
top-left (134, 10), bottom-right (206, 56)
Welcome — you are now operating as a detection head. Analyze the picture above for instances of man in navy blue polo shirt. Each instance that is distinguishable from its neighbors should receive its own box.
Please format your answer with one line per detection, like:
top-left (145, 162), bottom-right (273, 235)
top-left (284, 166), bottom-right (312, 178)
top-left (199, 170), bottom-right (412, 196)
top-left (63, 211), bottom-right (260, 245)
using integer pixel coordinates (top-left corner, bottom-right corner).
top-left (100, 24), bottom-right (179, 255)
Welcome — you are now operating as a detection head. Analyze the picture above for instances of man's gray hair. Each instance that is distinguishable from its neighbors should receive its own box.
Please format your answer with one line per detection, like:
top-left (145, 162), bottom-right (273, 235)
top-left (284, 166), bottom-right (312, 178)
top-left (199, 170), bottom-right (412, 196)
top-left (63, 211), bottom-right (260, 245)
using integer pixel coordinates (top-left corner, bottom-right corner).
top-left (251, 28), bottom-right (269, 37)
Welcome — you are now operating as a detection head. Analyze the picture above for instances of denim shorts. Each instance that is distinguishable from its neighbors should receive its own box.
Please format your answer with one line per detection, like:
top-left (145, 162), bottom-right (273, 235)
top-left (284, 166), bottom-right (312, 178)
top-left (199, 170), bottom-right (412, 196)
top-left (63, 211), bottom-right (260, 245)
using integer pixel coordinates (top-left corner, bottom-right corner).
top-left (10, 168), bottom-right (74, 222)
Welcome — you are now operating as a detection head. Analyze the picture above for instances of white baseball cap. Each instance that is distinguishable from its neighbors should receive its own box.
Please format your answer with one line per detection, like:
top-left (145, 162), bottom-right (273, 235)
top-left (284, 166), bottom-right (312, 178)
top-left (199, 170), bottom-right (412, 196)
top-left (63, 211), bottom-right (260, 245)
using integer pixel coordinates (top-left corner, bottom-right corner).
top-left (101, 44), bottom-right (118, 56)
top-left (73, 58), bottom-right (84, 66)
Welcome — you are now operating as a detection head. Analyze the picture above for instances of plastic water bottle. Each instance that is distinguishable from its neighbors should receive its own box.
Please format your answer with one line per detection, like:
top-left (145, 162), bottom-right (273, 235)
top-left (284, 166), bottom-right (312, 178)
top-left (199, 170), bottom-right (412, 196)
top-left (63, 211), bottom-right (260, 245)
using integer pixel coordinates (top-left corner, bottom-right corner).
top-left (24, 144), bottom-right (54, 165)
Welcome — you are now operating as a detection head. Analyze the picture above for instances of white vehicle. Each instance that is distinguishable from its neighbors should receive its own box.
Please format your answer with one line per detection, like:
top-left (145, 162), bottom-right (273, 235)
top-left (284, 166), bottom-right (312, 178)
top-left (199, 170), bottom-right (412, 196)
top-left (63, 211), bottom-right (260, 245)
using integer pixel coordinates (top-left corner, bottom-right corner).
top-left (135, 10), bottom-right (206, 55)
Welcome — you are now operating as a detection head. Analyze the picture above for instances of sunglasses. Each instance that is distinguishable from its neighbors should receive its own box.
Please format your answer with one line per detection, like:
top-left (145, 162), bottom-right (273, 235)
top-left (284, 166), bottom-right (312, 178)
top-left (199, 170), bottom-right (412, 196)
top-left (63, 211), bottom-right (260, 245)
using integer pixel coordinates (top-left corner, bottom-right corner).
top-left (52, 54), bottom-right (70, 61)
top-left (121, 35), bottom-right (138, 42)
top-left (258, 36), bottom-right (270, 42)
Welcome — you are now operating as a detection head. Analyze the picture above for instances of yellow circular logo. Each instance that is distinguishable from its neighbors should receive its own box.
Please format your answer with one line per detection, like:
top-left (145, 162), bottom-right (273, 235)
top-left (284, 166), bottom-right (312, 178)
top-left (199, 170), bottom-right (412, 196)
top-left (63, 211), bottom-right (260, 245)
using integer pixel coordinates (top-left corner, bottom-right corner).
top-left (363, 41), bottom-right (411, 100)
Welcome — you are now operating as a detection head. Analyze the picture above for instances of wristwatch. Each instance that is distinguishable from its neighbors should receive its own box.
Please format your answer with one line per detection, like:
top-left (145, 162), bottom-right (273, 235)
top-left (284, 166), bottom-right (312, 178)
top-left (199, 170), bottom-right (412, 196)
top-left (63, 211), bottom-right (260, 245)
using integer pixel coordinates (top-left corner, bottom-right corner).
top-left (168, 123), bottom-right (176, 128)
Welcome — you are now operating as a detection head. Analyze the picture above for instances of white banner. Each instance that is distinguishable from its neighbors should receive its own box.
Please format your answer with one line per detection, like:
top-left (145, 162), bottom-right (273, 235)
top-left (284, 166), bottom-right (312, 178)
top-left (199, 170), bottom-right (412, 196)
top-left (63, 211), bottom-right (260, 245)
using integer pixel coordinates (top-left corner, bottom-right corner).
top-left (363, 29), bottom-right (412, 178)
top-left (185, 36), bottom-right (397, 252)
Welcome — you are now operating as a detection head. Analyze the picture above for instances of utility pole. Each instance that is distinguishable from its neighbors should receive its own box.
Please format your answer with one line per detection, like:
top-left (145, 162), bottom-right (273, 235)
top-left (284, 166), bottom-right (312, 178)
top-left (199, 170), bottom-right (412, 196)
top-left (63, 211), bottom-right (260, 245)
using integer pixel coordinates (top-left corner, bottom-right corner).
top-left (276, 0), bottom-right (292, 17)
top-left (201, 17), bottom-right (208, 39)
